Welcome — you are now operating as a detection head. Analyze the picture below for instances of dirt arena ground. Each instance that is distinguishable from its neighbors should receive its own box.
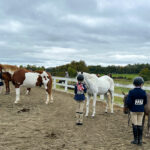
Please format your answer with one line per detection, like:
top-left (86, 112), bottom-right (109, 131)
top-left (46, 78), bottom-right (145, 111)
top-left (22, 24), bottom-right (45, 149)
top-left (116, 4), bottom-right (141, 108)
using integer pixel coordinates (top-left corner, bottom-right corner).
top-left (0, 84), bottom-right (150, 150)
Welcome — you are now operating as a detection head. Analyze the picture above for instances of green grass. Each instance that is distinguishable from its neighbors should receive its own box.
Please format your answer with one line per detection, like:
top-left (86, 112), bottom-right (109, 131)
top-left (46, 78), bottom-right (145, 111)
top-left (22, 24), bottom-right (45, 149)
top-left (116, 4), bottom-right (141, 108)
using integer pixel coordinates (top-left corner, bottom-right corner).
top-left (112, 74), bottom-right (138, 80)
top-left (114, 96), bottom-right (123, 105)
top-left (114, 79), bottom-right (132, 85)
top-left (115, 86), bottom-right (130, 95)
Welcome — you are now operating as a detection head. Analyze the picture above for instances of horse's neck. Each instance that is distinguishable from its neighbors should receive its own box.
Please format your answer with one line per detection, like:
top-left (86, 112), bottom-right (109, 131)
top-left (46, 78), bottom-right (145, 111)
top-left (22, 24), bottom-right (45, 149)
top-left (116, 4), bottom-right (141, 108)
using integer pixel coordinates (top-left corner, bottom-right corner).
top-left (84, 77), bottom-right (90, 87)
top-left (84, 76), bottom-right (96, 89)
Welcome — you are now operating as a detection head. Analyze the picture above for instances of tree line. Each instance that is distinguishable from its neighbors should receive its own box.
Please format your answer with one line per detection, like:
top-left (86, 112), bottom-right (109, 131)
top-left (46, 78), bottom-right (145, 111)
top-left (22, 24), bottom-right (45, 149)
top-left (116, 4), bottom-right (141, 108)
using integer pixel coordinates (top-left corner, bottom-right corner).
top-left (20, 61), bottom-right (150, 81)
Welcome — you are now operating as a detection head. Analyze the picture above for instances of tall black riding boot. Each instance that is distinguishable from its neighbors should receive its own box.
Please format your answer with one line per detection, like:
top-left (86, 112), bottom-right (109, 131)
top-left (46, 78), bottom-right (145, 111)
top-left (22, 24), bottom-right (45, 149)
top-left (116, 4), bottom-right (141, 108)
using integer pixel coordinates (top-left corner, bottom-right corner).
top-left (137, 125), bottom-right (143, 146)
top-left (131, 124), bottom-right (138, 144)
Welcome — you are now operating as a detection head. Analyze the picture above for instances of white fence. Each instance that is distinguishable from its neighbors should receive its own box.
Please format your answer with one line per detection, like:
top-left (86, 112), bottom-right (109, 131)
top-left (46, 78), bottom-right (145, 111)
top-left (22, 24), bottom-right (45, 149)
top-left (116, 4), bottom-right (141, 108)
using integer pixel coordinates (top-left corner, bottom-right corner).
top-left (52, 76), bottom-right (150, 98)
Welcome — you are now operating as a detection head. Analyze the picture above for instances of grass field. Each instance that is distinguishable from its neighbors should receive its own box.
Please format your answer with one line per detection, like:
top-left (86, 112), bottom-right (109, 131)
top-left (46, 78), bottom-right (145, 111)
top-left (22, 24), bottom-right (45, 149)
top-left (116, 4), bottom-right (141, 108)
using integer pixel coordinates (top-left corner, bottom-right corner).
top-left (112, 74), bottom-right (137, 80)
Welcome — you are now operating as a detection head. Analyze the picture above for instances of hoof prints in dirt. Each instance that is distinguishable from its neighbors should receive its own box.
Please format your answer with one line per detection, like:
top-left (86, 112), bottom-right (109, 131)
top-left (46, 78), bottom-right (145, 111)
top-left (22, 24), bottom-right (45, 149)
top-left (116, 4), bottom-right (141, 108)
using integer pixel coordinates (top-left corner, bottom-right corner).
top-left (17, 108), bottom-right (30, 113)
top-left (45, 132), bottom-right (57, 139)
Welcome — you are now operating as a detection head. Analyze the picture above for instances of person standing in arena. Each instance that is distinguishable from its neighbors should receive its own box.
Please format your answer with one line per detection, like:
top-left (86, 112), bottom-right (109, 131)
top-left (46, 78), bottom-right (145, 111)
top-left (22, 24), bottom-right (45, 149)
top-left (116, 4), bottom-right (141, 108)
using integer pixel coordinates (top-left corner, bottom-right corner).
top-left (74, 74), bottom-right (87, 125)
top-left (126, 77), bottom-right (147, 146)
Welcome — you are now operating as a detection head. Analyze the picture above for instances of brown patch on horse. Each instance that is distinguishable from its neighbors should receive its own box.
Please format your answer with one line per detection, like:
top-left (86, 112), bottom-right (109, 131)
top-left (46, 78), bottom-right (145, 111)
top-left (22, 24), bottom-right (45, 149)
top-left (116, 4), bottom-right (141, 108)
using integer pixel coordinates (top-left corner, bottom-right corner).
top-left (12, 69), bottom-right (29, 88)
top-left (46, 73), bottom-right (53, 94)
top-left (36, 75), bottom-right (43, 87)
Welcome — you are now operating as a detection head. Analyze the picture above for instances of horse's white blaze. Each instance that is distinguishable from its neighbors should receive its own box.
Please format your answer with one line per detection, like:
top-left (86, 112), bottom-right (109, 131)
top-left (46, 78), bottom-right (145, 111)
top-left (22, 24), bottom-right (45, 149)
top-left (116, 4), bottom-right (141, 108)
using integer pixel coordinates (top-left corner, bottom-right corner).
top-left (22, 72), bottom-right (39, 87)
top-left (41, 71), bottom-right (49, 89)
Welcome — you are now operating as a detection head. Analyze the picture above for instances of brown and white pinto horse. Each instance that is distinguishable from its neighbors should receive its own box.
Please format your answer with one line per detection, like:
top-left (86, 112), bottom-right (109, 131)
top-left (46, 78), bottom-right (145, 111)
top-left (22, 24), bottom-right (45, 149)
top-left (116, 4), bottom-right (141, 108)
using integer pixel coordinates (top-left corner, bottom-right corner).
top-left (0, 64), bottom-right (19, 94)
top-left (12, 69), bottom-right (53, 104)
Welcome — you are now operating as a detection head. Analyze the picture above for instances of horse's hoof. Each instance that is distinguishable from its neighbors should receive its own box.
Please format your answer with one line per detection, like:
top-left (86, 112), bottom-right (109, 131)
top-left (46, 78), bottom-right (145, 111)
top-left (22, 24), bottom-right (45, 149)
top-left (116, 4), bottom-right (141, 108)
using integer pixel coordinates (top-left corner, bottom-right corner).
top-left (105, 112), bottom-right (108, 113)
top-left (5, 92), bottom-right (9, 95)
top-left (85, 115), bottom-right (88, 117)
top-left (45, 101), bottom-right (49, 104)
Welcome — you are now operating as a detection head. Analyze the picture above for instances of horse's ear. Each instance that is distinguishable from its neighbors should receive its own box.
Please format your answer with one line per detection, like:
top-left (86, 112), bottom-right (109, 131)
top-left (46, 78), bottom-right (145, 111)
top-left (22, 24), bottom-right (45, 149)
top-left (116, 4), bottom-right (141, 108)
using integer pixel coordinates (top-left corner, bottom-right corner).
top-left (122, 91), bottom-right (126, 96)
top-left (81, 71), bottom-right (83, 74)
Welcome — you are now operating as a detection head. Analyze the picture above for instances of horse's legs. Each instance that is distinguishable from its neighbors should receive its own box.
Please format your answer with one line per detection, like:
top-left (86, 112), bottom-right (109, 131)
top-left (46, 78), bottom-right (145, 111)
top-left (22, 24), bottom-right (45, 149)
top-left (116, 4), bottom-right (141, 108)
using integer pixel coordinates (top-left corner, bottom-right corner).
top-left (104, 93), bottom-right (108, 113)
top-left (25, 88), bottom-right (31, 95)
top-left (4, 80), bottom-right (10, 94)
top-left (45, 87), bottom-right (53, 104)
top-left (85, 94), bottom-right (90, 117)
top-left (0, 86), bottom-right (3, 94)
top-left (45, 92), bottom-right (50, 104)
top-left (45, 92), bottom-right (53, 104)
top-left (14, 87), bottom-right (20, 103)
top-left (50, 94), bottom-right (53, 103)
top-left (92, 93), bottom-right (97, 117)
top-left (45, 79), bottom-right (53, 104)
top-left (146, 114), bottom-right (150, 137)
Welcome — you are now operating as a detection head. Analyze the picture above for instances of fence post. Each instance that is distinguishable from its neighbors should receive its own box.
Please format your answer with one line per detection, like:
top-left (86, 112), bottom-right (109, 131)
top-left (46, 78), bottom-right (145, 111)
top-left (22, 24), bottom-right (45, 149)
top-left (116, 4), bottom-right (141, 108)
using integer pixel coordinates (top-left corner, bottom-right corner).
top-left (100, 95), bottom-right (104, 100)
top-left (65, 79), bottom-right (68, 91)
top-left (53, 78), bottom-right (56, 89)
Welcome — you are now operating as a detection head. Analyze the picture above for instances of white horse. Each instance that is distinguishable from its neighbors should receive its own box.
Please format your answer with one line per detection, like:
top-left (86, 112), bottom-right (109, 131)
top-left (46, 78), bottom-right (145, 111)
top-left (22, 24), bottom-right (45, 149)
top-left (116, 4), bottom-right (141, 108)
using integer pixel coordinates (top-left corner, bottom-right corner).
top-left (78, 72), bottom-right (114, 117)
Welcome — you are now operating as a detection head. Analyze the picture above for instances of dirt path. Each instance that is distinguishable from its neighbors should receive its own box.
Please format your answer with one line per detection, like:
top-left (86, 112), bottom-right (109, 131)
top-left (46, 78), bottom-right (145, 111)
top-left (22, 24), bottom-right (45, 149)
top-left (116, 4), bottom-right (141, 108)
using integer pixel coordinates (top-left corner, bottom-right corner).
top-left (0, 85), bottom-right (150, 150)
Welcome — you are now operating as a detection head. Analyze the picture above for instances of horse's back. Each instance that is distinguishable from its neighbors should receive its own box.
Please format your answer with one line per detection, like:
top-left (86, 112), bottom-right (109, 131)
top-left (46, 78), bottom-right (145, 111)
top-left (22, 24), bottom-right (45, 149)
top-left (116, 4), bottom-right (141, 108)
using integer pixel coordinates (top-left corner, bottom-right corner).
top-left (99, 75), bottom-right (114, 85)
top-left (12, 69), bottom-right (37, 86)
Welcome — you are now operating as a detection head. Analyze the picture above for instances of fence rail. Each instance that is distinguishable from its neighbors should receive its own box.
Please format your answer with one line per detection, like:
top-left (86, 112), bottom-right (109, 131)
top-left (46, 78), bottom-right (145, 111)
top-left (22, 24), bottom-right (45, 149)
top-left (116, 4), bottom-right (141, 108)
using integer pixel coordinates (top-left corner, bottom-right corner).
top-left (52, 76), bottom-right (150, 98)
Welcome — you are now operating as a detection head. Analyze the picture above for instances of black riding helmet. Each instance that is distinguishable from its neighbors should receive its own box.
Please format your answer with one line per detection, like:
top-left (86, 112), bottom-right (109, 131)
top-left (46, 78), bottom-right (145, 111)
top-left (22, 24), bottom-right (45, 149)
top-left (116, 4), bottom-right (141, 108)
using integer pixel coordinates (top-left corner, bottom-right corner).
top-left (77, 74), bottom-right (84, 81)
top-left (133, 77), bottom-right (144, 86)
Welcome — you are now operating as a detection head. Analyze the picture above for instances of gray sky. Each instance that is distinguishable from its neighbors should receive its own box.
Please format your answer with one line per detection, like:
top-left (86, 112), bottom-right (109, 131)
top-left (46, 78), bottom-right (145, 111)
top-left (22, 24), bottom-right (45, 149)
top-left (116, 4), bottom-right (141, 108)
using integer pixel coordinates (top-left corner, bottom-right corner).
top-left (0, 0), bottom-right (150, 67)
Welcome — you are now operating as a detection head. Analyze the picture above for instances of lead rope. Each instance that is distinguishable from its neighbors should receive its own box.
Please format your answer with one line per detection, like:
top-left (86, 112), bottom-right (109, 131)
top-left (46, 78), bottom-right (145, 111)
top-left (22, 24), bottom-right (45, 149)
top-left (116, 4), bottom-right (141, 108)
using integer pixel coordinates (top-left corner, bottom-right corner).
top-left (128, 111), bottom-right (131, 126)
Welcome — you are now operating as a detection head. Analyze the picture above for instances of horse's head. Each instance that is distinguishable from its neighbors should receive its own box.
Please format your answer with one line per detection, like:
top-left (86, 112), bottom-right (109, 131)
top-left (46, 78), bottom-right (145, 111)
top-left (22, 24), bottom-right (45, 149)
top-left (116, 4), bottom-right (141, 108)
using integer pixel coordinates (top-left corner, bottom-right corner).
top-left (122, 92), bottom-right (129, 114)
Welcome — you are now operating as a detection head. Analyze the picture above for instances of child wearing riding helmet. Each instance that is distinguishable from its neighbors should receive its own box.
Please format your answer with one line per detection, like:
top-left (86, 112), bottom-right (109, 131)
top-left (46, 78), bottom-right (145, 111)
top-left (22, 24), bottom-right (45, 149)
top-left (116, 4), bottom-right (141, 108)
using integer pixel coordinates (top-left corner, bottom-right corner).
top-left (74, 74), bottom-right (87, 125)
top-left (0, 70), bottom-right (4, 94)
top-left (126, 77), bottom-right (147, 146)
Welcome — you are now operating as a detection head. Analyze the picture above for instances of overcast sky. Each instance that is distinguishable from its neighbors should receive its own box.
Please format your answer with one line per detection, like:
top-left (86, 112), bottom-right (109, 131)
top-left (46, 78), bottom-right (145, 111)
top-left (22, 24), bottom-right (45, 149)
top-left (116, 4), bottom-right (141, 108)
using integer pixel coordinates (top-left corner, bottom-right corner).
top-left (0, 0), bottom-right (150, 67)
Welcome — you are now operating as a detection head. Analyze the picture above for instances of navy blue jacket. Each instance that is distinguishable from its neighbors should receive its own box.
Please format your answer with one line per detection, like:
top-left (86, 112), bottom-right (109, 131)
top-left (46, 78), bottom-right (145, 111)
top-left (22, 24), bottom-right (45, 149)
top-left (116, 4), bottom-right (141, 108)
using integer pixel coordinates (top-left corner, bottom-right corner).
top-left (126, 88), bottom-right (147, 112)
top-left (74, 82), bottom-right (87, 101)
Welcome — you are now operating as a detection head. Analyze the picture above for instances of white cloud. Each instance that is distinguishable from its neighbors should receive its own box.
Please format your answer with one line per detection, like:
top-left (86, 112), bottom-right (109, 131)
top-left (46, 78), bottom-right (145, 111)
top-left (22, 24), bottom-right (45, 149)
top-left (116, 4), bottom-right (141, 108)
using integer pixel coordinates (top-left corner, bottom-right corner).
top-left (0, 20), bottom-right (23, 33)
top-left (0, 0), bottom-right (150, 67)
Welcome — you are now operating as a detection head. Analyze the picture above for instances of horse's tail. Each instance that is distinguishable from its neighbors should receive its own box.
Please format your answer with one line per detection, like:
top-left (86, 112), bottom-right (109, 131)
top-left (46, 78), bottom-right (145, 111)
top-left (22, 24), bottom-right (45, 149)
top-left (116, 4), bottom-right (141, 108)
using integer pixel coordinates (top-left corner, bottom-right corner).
top-left (107, 90), bottom-right (112, 109)
top-left (107, 90), bottom-right (114, 113)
